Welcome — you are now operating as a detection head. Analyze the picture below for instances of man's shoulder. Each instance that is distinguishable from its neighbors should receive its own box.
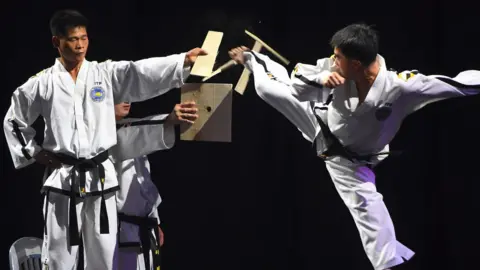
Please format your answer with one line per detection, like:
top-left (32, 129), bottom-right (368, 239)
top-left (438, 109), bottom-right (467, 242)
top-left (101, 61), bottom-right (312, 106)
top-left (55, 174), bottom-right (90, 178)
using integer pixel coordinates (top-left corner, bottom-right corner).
top-left (28, 65), bottom-right (54, 80)
top-left (90, 59), bottom-right (115, 67)
top-left (380, 69), bottom-right (422, 97)
top-left (29, 69), bottom-right (46, 80)
top-left (19, 66), bottom-right (54, 90)
top-left (383, 68), bottom-right (419, 82)
top-left (88, 59), bottom-right (118, 74)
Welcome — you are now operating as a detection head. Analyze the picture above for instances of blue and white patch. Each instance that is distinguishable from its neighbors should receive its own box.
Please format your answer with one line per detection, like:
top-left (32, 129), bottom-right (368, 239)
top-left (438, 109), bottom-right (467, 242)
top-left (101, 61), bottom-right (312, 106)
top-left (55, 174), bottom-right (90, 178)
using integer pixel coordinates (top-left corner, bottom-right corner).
top-left (90, 87), bottom-right (105, 102)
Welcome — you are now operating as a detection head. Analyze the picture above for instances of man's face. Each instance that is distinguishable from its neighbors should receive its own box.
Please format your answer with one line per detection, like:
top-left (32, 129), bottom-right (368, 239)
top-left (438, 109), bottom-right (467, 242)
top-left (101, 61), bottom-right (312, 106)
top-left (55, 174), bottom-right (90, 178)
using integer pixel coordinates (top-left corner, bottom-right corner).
top-left (333, 47), bottom-right (364, 80)
top-left (53, 26), bottom-right (89, 64)
top-left (115, 102), bottom-right (131, 120)
top-left (333, 47), bottom-right (351, 79)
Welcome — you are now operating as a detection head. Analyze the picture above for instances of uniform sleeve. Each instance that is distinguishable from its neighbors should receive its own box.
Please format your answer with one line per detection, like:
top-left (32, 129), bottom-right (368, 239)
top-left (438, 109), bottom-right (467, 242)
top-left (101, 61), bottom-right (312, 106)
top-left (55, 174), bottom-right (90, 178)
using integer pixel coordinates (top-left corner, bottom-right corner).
top-left (399, 70), bottom-right (480, 113)
top-left (3, 79), bottom-right (43, 169)
top-left (105, 53), bottom-right (191, 103)
top-left (291, 54), bottom-right (391, 102)
top-left (289, 56), bottom-right (335, 103)
top-left (109, 114), bottom-right (175, 162)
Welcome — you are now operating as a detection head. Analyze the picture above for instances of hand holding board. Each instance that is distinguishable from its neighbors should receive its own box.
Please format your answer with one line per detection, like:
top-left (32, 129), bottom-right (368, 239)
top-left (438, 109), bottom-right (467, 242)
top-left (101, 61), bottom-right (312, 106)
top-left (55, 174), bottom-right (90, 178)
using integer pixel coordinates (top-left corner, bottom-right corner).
top-left (190, 31), bottom-right (224, 77)
top-left (180, 83), bottom-right (233, 142)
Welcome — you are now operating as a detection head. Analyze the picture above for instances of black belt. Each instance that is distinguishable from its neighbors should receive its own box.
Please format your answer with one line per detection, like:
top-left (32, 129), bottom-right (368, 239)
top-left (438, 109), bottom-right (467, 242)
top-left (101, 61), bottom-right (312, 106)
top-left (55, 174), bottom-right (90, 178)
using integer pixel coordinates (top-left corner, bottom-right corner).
top-left (118, 213), bottom-right (161, 270)
top-left (54, 150), bottom-right (110, 246)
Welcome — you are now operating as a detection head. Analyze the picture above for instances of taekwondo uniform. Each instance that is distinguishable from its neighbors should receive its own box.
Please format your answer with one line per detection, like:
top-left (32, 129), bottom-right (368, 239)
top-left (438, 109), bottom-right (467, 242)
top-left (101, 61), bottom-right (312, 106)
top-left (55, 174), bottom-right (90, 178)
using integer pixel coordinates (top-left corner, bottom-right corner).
top-left (241, 50), bottom-right (480, 270)
top-left (4, 54), bottom-right (190, 270)
top-left (112, 114), bottom-right (176, 270)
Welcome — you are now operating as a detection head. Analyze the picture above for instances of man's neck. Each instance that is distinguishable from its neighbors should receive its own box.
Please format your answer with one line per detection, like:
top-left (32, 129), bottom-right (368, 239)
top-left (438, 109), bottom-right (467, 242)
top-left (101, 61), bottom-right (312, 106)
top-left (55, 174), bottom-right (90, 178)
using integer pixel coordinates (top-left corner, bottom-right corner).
top-left (59, 57), bottom-right (83, 82)
top-left (354, 60), bottom-right (380, 103)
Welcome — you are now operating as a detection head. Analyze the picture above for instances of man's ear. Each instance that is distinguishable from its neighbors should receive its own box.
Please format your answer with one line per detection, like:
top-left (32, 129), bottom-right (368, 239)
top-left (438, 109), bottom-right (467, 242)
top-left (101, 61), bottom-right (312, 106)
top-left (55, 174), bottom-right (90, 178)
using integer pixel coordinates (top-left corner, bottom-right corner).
top-left (351, 59), bottom-right (362, 71)
top-left (52, 36), bottom-right (60, 48)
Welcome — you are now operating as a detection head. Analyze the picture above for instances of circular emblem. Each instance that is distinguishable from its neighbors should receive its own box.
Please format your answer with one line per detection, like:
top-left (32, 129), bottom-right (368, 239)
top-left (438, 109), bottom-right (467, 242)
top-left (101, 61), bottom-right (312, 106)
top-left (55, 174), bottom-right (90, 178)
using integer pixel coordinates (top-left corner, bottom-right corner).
top-left (375, 105), bottom-right (392, 121)
top-left (90, 87), bottom-right (105, 102)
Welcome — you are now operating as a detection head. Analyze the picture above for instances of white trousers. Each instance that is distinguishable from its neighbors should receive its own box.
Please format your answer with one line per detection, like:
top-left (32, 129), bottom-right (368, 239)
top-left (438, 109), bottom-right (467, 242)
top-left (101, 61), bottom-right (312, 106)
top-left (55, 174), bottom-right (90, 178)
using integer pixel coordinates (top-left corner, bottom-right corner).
top-left (118, 248), bottom-right (153, 270)
top-left (248, 55), bottom-right (415, 270)
top-left (325, 157), bottom-right (415, 269)
top-left (41, 191), bottom-right (118, 270)
top-left (118, 220), bottom-right (157, 270)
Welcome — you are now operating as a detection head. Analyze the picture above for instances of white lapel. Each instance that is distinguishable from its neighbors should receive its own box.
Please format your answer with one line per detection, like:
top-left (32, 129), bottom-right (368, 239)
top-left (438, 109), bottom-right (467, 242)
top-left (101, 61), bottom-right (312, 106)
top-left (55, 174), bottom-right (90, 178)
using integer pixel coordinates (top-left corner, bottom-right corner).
top-left (53, 58), bottom-right (90, 96)
top-left (352, 56), bottom-right (387, 115)
top-left (75, 60), bottom-right (89, 103)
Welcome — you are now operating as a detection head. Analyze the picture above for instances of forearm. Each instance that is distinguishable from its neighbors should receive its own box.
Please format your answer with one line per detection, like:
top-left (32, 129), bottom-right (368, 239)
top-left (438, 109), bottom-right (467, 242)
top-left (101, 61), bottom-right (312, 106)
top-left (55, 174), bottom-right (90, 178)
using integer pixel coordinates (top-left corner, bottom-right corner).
top-left (290, 69), bottom-right (331, 102)
top-left (110, 114), bottom-right (175, 162)
top-left (4, 99), bottom-right (41, 169)
top-left (290, 57), bottom-right (334, 102)
top-left (112, 53), bottom-right (191, 103)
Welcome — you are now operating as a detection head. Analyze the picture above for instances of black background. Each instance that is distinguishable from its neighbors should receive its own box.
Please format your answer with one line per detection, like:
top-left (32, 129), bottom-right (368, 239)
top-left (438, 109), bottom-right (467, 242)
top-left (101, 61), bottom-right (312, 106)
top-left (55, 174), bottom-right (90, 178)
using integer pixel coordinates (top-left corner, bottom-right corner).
top-left (3, 1), bottom-right (480, 269)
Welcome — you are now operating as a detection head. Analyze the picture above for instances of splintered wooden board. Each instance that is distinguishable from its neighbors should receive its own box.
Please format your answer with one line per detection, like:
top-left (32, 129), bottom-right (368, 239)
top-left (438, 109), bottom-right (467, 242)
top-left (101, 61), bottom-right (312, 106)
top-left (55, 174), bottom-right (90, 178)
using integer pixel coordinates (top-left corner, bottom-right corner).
top-left (234, 68), bottom-right (252, 95)
top-left (180, 83), bottom-right (233, 142)
top-left (244, 30), bottom-right (290, 65)
top-left (234, 41), bottom-right (263, 95)
top-left (190, 31), bottom-right (224, 77)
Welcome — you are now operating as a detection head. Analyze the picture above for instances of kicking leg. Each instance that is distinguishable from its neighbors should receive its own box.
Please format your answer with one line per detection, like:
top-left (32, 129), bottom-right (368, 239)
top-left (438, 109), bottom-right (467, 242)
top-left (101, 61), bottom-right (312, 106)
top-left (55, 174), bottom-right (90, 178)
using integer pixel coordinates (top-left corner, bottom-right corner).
top-left (245, 52), bottom-right (320, 143)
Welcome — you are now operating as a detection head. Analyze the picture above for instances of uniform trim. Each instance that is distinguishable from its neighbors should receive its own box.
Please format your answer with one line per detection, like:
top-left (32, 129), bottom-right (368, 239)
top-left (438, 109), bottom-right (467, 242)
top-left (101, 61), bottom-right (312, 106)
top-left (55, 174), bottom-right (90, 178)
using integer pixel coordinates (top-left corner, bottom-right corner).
top-left (294, 73), bottom-right (324, 88)
top-left (434, 77), bottom-right (480, 89)
top-left (9, 119), bottom-right (32, 160)
top-left (116, 119), bottom-right (166, 130)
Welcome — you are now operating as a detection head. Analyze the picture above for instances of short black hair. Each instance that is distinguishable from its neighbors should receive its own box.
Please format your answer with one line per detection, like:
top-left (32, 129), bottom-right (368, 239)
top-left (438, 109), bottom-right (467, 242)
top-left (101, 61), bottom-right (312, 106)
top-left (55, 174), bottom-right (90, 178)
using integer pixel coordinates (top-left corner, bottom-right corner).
top-left (330, 23), bottom-right (379, 66)
top-left (49, 9), bottom-right (88, 37)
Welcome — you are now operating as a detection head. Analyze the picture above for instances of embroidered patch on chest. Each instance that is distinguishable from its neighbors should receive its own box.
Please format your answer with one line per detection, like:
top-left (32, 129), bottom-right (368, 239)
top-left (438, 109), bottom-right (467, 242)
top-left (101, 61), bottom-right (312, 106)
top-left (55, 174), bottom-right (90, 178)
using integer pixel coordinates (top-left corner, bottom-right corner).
top-left (90, 86), bottom-right (105, 102)
top-left (375, 103), bottom-right (392, 121)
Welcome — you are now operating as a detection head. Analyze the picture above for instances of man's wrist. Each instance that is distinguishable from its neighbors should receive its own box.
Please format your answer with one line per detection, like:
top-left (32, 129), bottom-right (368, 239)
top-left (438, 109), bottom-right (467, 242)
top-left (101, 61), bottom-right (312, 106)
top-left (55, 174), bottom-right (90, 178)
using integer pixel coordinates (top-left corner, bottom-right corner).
top-left (165, 112), bottom-right (176, 126)
top-left (184, 55), bottom-right (192, 68)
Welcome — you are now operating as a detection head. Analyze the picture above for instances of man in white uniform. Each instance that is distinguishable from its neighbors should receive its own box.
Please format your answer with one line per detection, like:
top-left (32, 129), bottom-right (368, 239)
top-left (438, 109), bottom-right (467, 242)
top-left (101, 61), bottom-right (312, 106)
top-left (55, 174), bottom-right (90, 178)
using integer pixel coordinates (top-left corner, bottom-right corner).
top-left (3, 9), bottom-right (206, 270)
top-left (111, 101), bottom-right (198, 270)
top-left (227, 24), bottom-right (480, 270)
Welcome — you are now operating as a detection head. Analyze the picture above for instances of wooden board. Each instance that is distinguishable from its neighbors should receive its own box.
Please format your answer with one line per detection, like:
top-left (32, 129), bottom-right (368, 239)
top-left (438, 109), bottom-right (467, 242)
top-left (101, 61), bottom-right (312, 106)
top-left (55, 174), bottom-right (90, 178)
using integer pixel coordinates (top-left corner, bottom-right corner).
top-left (190, 31), bottom-right (223, 77)
top-left (180, 83), bottom-right (233, 142)
top-left (234, 41), bottom-right (263, 94)
top-left (244, 30), bottom-right (290, 65)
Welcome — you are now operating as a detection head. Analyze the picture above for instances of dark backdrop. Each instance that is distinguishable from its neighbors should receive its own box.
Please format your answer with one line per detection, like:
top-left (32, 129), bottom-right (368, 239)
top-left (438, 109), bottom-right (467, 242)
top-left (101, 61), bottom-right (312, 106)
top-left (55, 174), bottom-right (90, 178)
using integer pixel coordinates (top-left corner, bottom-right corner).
top-left (3, 1), bottom-right (480, 269)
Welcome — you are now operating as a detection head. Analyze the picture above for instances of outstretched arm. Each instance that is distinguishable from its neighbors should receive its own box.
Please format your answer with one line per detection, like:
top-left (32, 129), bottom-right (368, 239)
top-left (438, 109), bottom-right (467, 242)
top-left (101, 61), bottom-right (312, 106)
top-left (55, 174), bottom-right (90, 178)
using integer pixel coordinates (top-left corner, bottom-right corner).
top-left (110, 102), bottom-right (198, 162)
top-left (107, 48), bottom-right (207, 103)
top-left (399, 70), bottom-right (480, 113)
